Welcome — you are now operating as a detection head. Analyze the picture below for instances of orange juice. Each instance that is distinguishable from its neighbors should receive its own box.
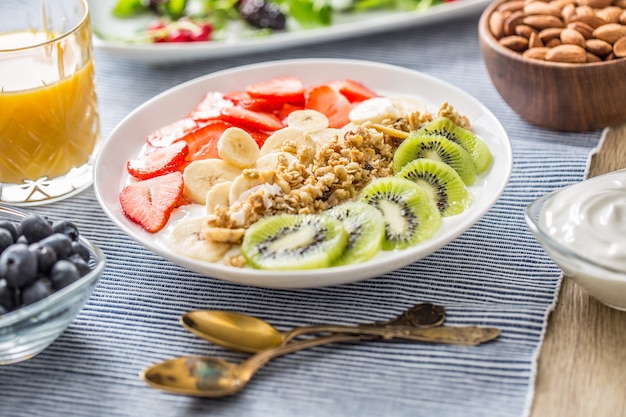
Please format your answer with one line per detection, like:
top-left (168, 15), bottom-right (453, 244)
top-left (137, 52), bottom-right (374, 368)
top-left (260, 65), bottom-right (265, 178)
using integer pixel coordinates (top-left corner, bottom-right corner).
top-left (0, 31), bottom-right (100, 184)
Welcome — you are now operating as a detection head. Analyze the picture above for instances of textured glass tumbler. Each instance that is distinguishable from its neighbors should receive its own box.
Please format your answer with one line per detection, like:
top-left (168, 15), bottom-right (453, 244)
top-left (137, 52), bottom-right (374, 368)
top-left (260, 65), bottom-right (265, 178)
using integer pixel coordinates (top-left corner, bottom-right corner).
top-left (0, 0), bottom-right (100, 205)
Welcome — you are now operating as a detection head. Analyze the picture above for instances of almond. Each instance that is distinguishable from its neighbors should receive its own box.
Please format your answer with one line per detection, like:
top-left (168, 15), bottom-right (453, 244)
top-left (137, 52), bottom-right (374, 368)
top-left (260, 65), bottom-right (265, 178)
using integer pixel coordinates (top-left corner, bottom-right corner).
top-left (596, 7), bottom-right (623, 24)
top-left (545, 43), bottom-right (587, 62)
top-left (504, 11), bottom-right (527, 35)
top-left (585, 38), bottom-right (613, 55)
top-left (585, 51), bottom-right (603, 62)
top-left (523, 14), bottom-right (565, 30)
top-left (560, 27), bottom-right (586, 46)
top-left (546, 37), bottom-right (563, 47)
top-left (490, 10), bottom-right (507, 38)
top-left (576, 0), bottom-right (611, 7)
top-left (498, 0), bottom-right (525, 12)
top-left (567, 21), bottom-right (595, 39)
top-left (524, 2), bottom-right (562, 16)
top-left (515, 24), bottom-right (538, 38)
top-left (561, 3), bottom-right (577, 22)
top-left (574, 5), bottom-right (595, 17)
top-left (613, 36), bottom-right (626, 56)
top-left (538, 27), bottom-right (564, 42)
top-left (621, 10), bottom-right (626, 25)
top-left (529, 31), bottom-right (544, 47)
top-left (570, 14), bottom-right (607, 28)
top-left (523, 46), bottom-right (552, 59)
top-left (499, 35), bottom-right (530, 51)
top-left (593, 23), bottom-right (626, 44)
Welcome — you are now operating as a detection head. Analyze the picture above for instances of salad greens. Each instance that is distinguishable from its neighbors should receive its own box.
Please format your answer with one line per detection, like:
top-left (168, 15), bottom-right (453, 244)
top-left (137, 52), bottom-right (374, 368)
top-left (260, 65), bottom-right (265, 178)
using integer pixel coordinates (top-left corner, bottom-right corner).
top-left (111, 0), bottom-right (449, 43)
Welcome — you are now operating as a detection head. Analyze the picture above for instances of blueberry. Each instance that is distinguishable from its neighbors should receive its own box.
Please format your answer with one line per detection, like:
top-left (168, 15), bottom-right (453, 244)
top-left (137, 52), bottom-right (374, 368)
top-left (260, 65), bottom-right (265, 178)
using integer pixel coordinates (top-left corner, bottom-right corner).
top-left (71, 241), bottom-right (91, 263)
top-left (0, 243), bottom-right (38, 289)
top-left (67, 253), bottom-right (92, 277)
top-left (29, 242), bottom-right (58, 273)
top-left (0, 279), bottom-right (17, 311)
top-left (0, 228), bottom-right (14, 254)
top-left (0, 220), bottom-right (19, 241)
top-left (21, 278), bottom-right (52, 306)
top-left (50, 260), bottom-right (80, 290)
top-left (20, 214), bottom-right (53, 244)
top-left (52, 220), bottom-right (80, 242)
top-left (39, 233), bottom-right (73, 259)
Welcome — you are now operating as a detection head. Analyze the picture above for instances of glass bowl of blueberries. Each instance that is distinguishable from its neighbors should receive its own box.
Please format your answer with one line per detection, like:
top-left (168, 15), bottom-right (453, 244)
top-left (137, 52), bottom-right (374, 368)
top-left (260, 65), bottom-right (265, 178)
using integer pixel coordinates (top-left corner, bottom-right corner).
top-left (0, 205), bottom-right (106, 365)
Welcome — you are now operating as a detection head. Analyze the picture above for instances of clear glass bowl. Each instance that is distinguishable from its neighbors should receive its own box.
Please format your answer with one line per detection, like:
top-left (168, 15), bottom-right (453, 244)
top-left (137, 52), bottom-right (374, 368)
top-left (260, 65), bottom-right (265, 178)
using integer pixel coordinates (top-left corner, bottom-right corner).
top-left (0, 205), bottom-right (106, 364)
top-left (525, 176), bottom-right (626, 311)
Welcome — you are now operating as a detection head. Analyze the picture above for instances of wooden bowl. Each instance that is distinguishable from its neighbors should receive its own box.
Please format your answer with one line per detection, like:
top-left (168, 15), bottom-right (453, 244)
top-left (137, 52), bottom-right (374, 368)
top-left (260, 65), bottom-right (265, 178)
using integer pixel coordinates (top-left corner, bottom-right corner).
top-left (478, 0), bottom-right (626, 132)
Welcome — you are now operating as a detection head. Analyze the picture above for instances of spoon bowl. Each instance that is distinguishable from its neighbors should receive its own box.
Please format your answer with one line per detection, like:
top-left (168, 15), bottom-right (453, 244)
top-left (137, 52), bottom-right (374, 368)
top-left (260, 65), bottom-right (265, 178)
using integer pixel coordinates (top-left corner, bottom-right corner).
top-left (180, 303), bottom-right (447, 353)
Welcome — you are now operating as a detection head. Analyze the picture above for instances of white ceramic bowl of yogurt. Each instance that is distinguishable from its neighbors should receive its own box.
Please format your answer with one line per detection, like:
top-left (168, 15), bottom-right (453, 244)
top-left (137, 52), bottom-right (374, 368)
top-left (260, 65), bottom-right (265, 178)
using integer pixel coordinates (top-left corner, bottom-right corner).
top-left (525, 169), bottom-right (626, 311)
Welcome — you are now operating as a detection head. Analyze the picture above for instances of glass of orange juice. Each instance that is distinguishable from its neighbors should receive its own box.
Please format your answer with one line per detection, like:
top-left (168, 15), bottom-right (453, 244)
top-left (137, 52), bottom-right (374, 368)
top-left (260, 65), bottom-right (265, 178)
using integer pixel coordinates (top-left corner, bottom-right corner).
top-left (0, 0), bottom-right (100, 206)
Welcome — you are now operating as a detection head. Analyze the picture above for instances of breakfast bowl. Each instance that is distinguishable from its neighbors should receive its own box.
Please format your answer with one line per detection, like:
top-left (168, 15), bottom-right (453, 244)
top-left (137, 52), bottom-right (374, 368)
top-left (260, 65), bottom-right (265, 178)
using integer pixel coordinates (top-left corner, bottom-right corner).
top-left (0, 205), bottom-right (106, 364)
top-left (525, 170), bottom-right (626, 311)
top-left (478, 0), bottom-right (626, 132)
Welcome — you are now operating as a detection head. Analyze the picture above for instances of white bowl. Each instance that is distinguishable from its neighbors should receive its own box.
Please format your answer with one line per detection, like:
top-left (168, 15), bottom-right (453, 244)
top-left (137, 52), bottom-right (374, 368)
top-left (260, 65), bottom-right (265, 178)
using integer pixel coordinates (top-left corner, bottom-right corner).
top-left (525, 170), bottom-right (626, 311)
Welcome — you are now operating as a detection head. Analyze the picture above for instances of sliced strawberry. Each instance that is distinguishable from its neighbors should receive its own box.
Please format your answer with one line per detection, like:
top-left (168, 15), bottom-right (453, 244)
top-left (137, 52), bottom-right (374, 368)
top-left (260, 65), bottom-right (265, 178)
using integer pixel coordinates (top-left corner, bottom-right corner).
top-left (336, 79), bottom-right (379, 103)
top-left (245, 76), bottom-right (305, 104)
top-left (188, 91), bottom-right (234, 121)
top-left (127, 141), bottom-right (189, 180)
top-left (224, 91), bottom-right (285, 113)
top-left (146, 117), bottom-right (199, 148)
top-left (220, 106), bottom-right (284, 132)
top-left (276, 102), bottom-right (306, 123)
top-left (180, 120), bottom-right (231, 161)
top-left (305, 85), bottom-right (352, 128)
top-left (119, 171), bottom-right (184, 233)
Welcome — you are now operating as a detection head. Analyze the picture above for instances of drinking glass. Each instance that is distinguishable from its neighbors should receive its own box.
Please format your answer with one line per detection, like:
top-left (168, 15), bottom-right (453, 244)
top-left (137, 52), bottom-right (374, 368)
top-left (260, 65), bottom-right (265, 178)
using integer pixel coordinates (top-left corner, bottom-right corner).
top-left (0, 0), bottom-right (100, 205)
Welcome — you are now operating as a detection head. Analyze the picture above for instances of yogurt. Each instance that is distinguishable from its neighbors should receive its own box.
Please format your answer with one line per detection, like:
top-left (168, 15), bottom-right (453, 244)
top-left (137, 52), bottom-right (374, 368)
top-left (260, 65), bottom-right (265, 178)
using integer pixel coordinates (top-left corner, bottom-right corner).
top-left (538, 170), bottom-right (626, 310)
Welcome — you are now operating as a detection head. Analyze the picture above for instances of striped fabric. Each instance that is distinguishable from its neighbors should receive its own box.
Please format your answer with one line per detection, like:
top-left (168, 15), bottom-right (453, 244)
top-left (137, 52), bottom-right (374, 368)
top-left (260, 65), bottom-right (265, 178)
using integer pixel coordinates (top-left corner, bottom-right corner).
top-left (0, 15), bottom-right (602, 417)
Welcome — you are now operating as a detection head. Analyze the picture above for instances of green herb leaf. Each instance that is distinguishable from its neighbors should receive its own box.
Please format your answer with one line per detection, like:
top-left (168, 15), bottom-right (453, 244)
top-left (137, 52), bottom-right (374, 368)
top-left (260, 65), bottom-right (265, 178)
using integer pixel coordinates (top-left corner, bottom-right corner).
top-left (112, 0), bottom-right (149, 17)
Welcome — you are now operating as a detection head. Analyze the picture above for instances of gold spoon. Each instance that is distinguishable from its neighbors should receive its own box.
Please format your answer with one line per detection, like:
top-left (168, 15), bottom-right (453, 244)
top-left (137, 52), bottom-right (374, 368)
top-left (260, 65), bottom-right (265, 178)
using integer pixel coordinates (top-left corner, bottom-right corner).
top-left (141, 325), bottom-right (501, 397)
top-left (180, 303), bottom-right (447, 353)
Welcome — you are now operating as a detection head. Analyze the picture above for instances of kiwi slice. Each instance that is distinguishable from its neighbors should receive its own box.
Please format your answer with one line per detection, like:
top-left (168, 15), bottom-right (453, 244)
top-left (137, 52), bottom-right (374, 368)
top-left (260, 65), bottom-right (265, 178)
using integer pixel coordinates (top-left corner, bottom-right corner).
top-left (359, 177), bottom-right (441, 250)
top-left (241, 214), bottom-right (348, 270)
top-left (326, 201), bottom-right (385, 266)
top-left (393, 134), bottom-right (477, 185)
top-left (417, 117), bottom-right (493, 174)
top-left (396, 158), bottom-right (471, 217)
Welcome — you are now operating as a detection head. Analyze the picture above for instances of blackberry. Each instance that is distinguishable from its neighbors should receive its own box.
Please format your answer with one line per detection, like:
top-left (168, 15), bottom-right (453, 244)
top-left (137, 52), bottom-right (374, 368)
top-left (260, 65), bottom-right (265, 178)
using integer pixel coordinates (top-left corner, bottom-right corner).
top-left (238, 0), bottom-right (286, 30)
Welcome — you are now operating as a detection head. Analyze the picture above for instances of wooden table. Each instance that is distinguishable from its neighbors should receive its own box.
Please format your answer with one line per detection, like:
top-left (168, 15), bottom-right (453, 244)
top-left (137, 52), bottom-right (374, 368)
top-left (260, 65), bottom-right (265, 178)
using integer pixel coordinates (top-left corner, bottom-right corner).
top-left (530, 123), bottom-right (626, 417)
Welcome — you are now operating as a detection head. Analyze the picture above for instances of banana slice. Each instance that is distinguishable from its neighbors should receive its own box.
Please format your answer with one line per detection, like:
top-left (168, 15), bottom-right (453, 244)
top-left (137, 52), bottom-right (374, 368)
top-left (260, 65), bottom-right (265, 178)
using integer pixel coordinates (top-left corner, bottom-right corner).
top-left (217, 127), bottom-right (260, 169)
top-left (183, 159), bottom-right (242, 204)
top-left (349, 97), bottom-right (400, 124)
top-left (229, 170), bottom-right (276, 204)
top-left (287, 109), bottom-right (329, 132)
top-left (205, 227), bottom-right (245, 244)
top-left (254, 152), bottom-right (298, 171)
top-left (390, 95), bottom-right (428, 117)
top-left (308, 128), bottom-right (346, 150)
top-left (260, 126), bottom-right (316, 165)
top-left (205, 180), bottom-right (232, 214)
top-left (169, 216), bottom-right (231, 262)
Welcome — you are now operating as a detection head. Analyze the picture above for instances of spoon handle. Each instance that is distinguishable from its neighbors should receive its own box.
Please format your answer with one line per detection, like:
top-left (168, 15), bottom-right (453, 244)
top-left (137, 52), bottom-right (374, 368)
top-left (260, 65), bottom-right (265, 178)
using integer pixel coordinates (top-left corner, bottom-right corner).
top-left (283, 303), bottom-right (447, 342)
top-left (238, 325), bottom-right (500, 382)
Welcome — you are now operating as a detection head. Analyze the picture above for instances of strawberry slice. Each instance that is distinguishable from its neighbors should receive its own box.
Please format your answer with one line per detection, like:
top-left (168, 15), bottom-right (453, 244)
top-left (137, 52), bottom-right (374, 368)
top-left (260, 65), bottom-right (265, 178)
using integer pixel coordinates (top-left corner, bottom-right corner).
top-left (336, 79), bottom-right (379, 103)
top-left (127, 141), bottom-right (189, 180)
top-left (220, 106), bottom-right (284, 132)
top-left (224, 91), bottom-right (286, 113)
top-left (188, 91), bottom-right (234, 121)
top-left (305, 85), bottom-right (352, 128)
top-left (181, 120), bottom-right (231, 161)
top-left (119, 171), bottom-right (184, 233)
top-left (146, 117), bottom-right (199, 148)
top-left (245, 76), bottom-right (305, 104)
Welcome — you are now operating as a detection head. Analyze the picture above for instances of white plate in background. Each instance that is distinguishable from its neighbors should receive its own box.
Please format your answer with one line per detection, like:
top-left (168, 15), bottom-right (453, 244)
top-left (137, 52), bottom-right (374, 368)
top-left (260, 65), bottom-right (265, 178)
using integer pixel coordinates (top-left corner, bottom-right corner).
top-left (94, 59), bottom-right (512, 288)
top-left (88, 0), bottom-right (490, 63)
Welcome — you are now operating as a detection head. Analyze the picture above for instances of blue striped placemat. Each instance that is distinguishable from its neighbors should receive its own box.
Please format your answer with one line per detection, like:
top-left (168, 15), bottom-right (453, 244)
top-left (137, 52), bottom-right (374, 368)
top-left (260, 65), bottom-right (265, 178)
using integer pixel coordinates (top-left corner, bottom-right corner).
top-left (0, 15), bottom-right (603, 417)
